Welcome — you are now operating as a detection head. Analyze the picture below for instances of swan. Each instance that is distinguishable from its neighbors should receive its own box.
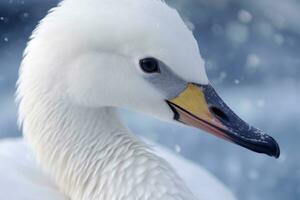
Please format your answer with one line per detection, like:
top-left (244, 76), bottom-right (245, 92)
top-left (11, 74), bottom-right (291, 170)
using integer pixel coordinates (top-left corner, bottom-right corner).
top-left (0, 0), bottom-right (280, 199)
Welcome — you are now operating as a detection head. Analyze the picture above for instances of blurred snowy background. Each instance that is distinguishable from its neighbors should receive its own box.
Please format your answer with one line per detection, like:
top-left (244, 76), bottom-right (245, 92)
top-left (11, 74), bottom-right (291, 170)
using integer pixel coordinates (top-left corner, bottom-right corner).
top-left (0, 0), bottom-right (299, 199)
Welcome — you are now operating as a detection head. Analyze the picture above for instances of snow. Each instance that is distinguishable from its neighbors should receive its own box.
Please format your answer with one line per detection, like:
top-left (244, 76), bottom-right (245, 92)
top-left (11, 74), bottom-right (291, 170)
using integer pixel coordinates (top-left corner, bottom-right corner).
top-left (234, 79), bottom-right (240, 85)
top-left (226, 22), bottom-right (249, 44)
top-left (238, 10), bottom-right (253, 24)
top-left (174, 145), bottom-right (181, 153)
top-left (246, 54), bottom-right (261, 69)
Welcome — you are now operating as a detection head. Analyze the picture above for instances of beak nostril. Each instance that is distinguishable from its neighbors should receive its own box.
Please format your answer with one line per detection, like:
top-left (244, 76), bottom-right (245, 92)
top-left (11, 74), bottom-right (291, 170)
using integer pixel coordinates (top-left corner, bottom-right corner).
top-left (209, 106), bottom-right (229, 122)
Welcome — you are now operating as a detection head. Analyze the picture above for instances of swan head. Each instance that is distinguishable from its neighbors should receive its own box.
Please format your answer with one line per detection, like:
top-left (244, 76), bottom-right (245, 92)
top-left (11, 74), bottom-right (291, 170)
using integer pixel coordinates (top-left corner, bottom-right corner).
top-left (22, 0), bottom-right (280, 158)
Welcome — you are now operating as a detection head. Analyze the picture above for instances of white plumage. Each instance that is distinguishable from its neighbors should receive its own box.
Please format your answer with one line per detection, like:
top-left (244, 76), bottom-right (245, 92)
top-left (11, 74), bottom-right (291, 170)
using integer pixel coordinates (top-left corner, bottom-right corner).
top-left (0, 138), bottom-right (235, 200)
top-left (0, 0), bottom-right (236, 199)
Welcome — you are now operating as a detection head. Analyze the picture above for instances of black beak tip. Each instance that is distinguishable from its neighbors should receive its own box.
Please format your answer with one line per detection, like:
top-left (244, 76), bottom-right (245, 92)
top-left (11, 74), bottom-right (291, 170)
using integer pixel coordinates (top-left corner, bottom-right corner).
top-left (261, 135), bottom-right (280, 159)
top-left (229, 130), bottom-right (281, 159)
top-left (271, 137), bottom-right (280, 159)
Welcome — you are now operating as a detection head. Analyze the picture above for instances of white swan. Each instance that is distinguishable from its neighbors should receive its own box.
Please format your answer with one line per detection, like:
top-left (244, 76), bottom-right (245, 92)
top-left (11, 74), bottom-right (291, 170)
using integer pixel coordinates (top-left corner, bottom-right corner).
top-left (0, 0), bottom-right (280, 200)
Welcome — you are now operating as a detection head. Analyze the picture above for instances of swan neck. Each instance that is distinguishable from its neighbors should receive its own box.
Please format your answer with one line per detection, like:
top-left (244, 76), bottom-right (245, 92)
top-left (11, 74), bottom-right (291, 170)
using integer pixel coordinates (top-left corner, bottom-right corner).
top-left (20, 92), bottom-right (194, 200)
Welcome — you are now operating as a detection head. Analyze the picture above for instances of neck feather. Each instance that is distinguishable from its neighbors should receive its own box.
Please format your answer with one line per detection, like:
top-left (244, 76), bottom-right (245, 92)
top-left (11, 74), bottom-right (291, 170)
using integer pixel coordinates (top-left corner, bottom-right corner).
top-left (19, 91), bottom-right (195, 200)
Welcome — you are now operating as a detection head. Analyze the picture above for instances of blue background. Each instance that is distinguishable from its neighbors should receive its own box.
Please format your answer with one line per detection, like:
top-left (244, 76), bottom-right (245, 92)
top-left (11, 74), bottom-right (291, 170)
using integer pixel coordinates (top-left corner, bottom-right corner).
top-left (0, 0), bottom-right (299, 199)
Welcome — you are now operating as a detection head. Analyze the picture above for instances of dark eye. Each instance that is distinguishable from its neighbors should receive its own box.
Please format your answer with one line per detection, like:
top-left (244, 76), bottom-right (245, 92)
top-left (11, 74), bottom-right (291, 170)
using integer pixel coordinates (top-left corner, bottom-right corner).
top-left (139, 57), bottom-right (160, 73)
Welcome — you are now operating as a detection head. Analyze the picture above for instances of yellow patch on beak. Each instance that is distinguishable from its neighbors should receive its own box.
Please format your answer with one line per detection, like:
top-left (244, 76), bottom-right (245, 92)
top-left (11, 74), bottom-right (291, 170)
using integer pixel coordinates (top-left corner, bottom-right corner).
top-left (168, 83), bottom-right (214, 123)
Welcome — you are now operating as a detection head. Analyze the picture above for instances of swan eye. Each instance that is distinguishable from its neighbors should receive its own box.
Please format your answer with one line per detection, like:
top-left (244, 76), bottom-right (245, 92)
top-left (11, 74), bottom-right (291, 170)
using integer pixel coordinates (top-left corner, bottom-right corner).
top-left (139, 58), bottom-right (160, 73)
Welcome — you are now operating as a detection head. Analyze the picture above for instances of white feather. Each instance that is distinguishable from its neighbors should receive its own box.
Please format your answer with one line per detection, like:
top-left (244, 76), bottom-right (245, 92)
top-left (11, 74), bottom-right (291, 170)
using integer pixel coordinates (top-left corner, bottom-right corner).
top-left (0, 138), bottom-right (235, 200)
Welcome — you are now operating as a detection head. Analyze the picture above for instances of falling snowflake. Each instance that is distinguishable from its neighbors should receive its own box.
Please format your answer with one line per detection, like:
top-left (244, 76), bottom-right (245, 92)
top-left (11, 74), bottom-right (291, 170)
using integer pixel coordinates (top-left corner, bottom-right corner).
top-left (175, 145), bottom-right (181, 153)
top-left (238, 10), bottom-right (253, 24)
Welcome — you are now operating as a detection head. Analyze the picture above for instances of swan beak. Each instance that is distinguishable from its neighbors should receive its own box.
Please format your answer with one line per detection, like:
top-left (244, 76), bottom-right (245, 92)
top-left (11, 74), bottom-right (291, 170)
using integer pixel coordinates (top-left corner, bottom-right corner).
top-left (166, 83), bottom-right (280, 158)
